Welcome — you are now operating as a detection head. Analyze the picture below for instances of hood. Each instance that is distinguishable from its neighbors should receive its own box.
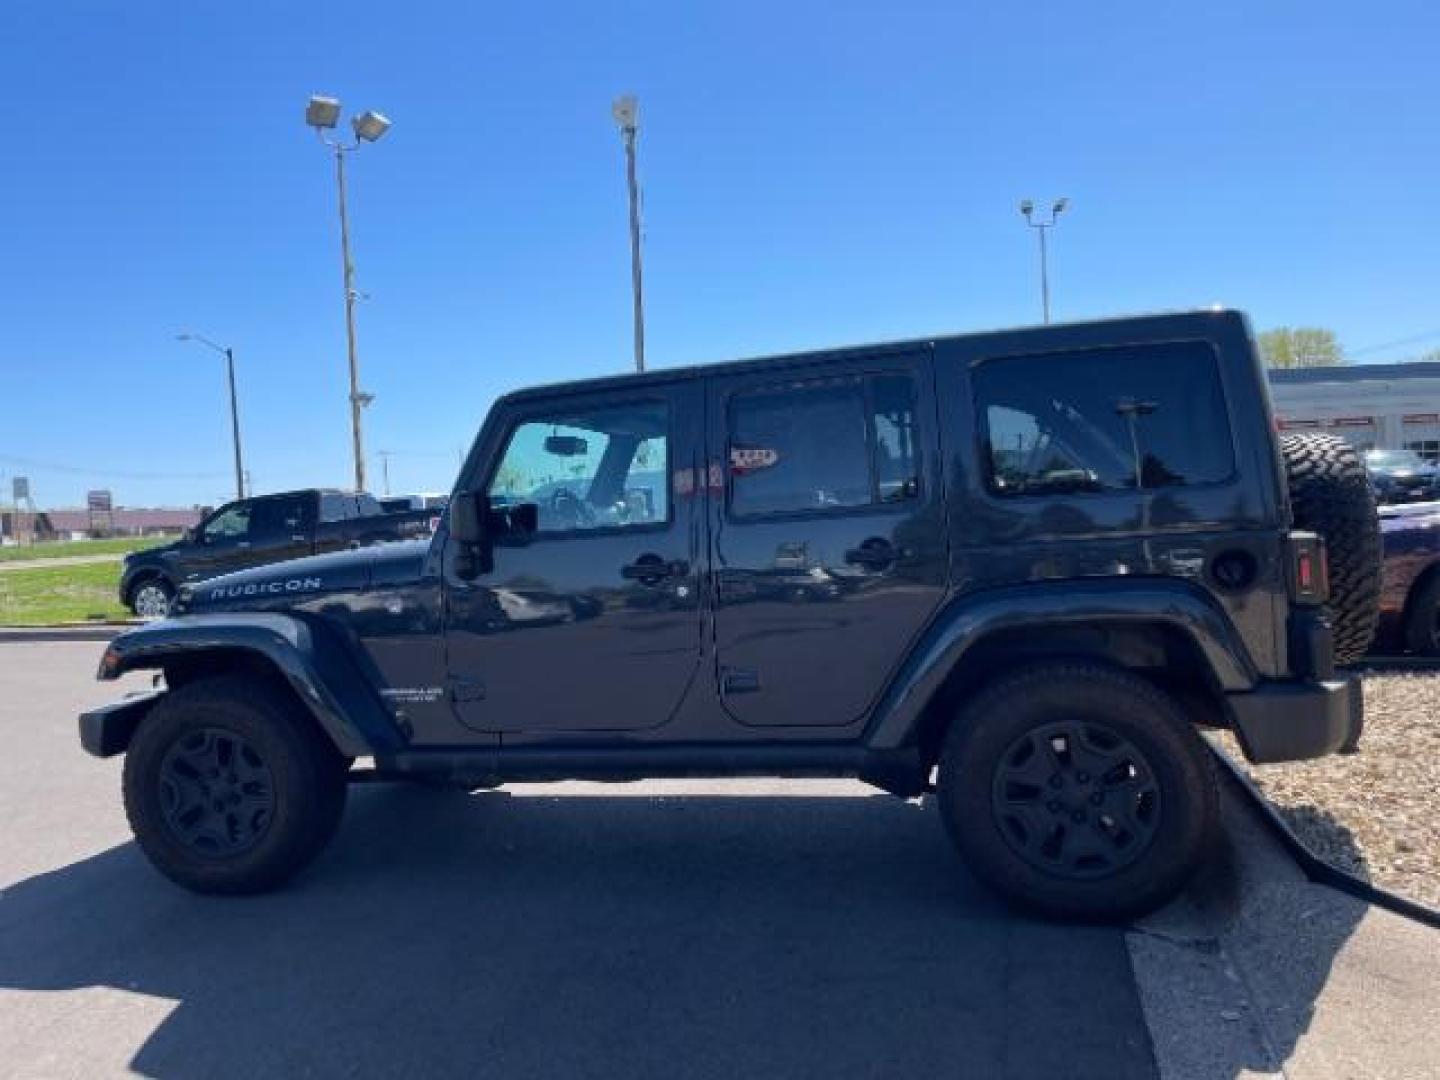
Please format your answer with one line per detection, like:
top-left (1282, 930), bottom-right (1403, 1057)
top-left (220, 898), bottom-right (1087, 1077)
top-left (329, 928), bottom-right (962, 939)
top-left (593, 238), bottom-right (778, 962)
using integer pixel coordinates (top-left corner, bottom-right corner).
top-left (126, 538), bottom-right (185, 563)
top-left (176, 539), bottom-right (430, 614)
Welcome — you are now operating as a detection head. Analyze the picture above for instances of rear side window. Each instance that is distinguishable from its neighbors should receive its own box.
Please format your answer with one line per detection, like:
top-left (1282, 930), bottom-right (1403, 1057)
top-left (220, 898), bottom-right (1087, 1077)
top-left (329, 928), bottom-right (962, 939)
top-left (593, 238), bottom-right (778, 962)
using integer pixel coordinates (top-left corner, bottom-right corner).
top-left (974, 341), bottom-right (1233, 497)
top-left (250, 496), bottom-right (309, 538)
top-left (319, 493), bottom-right (352, 522)
top-left (728, 373), bottom-right (920, 516)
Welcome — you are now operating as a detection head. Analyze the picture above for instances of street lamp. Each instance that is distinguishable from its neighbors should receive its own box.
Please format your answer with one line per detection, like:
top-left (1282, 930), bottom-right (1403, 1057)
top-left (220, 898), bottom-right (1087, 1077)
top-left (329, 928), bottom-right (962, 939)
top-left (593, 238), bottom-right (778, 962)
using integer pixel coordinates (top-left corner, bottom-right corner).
top-left (176, 332), bottom-right (246, 500)
top-left (306, 93), bottom-right (392, 491)
top-left (1019, 197), bottom-right (1070, 324)
top-left (612, 94), bottom-right (646, 373)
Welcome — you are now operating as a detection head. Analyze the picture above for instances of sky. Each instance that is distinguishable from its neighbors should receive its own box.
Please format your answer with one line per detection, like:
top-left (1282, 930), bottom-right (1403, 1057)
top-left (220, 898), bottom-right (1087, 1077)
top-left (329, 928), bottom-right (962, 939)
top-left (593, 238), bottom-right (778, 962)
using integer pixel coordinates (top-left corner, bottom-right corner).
top-left (2, 1), bottom-right (1439, 508)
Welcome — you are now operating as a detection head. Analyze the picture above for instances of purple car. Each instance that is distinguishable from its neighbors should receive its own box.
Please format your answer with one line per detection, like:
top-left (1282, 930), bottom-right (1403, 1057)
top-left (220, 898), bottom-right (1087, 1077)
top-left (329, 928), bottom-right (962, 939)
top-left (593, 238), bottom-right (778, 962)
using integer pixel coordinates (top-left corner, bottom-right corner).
top-left (1376, 501), bottom-right (1440, 654)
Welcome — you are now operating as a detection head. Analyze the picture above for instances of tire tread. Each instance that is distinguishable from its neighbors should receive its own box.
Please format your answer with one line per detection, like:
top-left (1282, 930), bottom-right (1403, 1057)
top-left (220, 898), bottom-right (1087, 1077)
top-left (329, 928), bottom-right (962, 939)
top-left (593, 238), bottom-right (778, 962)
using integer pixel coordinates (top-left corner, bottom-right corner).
top-left (1279, 432), bottom-right (1381, 663)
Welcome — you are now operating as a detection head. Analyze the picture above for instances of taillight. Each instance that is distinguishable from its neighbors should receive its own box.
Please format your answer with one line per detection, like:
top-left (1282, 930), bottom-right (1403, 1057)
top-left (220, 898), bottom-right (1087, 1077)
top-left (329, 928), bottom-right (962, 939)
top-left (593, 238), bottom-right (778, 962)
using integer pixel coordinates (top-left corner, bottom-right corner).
top-left (1288, 531), bottom-right (1329, 605)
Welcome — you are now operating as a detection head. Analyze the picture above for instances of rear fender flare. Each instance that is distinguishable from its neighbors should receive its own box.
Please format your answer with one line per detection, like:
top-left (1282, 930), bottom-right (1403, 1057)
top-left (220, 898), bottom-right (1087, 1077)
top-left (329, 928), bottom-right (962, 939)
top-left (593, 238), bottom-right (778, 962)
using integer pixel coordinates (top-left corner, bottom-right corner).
top-left (865, 579), bottom-right (1260, 750)
top-left (99, 613), bottom-right (403, 758)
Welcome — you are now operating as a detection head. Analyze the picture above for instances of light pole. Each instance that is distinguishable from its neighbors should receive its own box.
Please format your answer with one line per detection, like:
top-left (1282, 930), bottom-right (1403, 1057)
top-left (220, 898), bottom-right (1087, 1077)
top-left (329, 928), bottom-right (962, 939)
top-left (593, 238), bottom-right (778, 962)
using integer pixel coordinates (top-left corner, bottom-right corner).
top-left (1019, 197), bottom-right (1069, 324)
top-left (612, 94), bottom-right (646, 373)
top-left (306, 94), bottom-right (391, 491)
top-left (176, 332), bottom-right (246, 500)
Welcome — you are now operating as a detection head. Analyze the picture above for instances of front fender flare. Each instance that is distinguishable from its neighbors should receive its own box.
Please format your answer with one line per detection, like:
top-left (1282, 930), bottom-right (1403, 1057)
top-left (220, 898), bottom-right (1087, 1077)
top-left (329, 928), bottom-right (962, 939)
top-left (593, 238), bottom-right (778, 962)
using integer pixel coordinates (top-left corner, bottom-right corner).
top-left (97, 613), bottom-right (403, 758)
top-left (865, 579), bottom-right (1261, 750)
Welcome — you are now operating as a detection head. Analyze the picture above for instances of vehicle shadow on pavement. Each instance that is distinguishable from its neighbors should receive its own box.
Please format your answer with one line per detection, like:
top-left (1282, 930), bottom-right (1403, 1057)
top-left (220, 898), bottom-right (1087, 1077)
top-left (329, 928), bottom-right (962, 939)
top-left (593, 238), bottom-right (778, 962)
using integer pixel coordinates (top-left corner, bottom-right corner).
top-left (1131, 777), bottom-right (1373, 1079)
top-left (2, 787), bottom-right (1161, 1079)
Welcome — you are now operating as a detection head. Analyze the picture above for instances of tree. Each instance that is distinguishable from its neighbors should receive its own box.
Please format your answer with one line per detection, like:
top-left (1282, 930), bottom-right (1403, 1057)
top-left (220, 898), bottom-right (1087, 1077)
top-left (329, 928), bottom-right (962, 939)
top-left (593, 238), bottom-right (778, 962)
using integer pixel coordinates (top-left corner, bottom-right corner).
top-left (1259, 327), bottom-right (1344, 369)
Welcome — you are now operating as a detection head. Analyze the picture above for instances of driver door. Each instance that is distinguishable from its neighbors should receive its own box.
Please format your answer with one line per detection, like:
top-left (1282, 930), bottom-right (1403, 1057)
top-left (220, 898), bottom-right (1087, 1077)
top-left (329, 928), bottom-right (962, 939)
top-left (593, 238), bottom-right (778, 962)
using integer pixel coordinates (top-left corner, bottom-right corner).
top-left (443, 384), bottom-right (703, 734)
top-left (185, 501), bottom-right (256, 581)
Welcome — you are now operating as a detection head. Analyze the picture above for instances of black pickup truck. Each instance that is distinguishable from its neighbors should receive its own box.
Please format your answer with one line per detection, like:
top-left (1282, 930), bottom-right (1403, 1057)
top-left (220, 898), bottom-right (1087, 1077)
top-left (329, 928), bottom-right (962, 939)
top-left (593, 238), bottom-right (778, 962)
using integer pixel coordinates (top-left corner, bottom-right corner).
top-left (83, 310), bottom-right (1379, 919)
top-left (120, 488), bottom-right (433, 616)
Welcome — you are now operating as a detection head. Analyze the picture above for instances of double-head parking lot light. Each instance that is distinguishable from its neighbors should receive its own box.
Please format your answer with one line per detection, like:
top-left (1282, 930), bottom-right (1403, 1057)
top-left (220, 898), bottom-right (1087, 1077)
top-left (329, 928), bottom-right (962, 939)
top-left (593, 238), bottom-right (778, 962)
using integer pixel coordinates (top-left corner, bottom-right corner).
top-left (305, 94), bottom-right (392, 492)
top-left (1018, 196), bottom-right (1070, 324)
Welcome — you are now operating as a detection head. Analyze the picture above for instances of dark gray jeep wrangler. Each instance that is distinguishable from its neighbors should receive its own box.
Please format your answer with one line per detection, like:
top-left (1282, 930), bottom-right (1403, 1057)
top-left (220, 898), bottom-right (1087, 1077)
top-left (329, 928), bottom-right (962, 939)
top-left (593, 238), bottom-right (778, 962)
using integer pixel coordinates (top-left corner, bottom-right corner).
top-left (81, 310), bottom-right (1379, 919)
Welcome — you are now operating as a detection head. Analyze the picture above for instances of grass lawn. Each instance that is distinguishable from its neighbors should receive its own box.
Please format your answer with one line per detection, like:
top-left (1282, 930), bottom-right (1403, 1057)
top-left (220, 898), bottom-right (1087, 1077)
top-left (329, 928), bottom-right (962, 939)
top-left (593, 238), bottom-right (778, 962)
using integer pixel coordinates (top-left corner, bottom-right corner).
top-left (0, 536), bottom-right (169, 562)
top-left (0, 561), bottom-right (130, 624)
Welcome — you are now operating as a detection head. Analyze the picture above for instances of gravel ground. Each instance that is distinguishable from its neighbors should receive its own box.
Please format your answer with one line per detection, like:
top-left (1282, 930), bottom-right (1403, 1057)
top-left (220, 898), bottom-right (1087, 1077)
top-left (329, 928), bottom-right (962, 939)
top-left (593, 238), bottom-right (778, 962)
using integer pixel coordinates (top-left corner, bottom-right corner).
top-left (1216, 672), bottom-right (1440, 910)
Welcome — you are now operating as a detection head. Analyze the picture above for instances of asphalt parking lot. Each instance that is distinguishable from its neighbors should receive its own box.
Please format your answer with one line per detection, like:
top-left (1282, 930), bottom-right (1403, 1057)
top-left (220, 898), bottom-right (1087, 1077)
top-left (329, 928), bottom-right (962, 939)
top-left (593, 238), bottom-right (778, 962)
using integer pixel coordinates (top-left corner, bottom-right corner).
top-left (2, 640), bottom-right (1437, 1079)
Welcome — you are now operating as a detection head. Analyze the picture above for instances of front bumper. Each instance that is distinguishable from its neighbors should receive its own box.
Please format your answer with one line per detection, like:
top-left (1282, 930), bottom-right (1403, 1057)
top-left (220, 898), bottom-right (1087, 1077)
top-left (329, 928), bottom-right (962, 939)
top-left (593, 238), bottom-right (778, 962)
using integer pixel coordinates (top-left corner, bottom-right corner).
top-left (79, 692), bottom-right (162, 758)
top-left (1225, 676), bottom-right (1362, 764)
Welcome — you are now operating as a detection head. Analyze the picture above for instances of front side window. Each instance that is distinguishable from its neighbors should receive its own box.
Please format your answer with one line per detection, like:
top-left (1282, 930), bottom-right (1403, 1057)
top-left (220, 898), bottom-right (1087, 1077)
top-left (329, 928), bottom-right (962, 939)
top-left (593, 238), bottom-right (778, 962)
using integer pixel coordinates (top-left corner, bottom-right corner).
top-left (728, 373), bottom-right (921, 516)
top-left (487, 401), bottom-right (669, 534)
top-left (203, 504), bottom-right (250, 542)
top-left (974, 342), bottom-right (1233, 497)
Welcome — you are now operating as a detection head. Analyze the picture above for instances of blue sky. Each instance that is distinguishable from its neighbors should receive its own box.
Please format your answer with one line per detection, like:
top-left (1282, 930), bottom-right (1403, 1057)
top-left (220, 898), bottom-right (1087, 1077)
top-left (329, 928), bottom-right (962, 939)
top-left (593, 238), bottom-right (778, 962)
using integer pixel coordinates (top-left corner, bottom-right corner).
top-left (2, 1), bottom-right (1438, 507)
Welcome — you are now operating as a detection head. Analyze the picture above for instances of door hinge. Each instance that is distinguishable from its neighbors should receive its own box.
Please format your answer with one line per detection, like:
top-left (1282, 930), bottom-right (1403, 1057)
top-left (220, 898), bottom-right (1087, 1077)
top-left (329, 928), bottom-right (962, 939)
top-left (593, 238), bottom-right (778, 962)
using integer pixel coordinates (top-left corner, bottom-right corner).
top-left (721, 668), bottom-right (760, 694)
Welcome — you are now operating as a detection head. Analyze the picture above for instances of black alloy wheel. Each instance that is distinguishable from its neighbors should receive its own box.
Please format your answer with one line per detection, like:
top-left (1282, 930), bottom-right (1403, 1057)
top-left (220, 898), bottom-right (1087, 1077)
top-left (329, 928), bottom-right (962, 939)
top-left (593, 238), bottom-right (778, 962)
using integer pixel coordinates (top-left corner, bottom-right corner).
top-left (158, 727), bottom-right (275, 857)
top-left (990, 720), bottom-right (1161, 880)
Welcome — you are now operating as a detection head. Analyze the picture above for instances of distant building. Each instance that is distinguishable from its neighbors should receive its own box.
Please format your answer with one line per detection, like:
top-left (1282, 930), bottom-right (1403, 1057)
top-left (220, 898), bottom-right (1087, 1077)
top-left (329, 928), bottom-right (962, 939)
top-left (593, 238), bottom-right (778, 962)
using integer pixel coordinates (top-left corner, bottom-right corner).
top-left (1268, 362), bottom-right (1440, 462)
top-left (0, 507), bottom-right (203, 542)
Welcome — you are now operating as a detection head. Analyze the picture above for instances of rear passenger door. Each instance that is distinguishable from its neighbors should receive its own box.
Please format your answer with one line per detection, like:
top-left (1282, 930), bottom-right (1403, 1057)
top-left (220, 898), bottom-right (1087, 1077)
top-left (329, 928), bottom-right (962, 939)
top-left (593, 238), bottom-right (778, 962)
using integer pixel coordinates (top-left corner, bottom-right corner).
top-left (244, 494), bottom-right (314, 567)
top-left (315, 492), bottom-right (357, 554)
top-left (708, 352), bottom-right (947, 728)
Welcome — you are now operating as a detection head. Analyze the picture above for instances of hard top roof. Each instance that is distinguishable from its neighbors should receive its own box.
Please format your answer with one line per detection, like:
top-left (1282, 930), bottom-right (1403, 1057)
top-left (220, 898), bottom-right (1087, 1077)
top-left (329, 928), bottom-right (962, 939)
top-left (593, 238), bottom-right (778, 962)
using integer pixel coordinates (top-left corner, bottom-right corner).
top-left (497, 308), bottom-right (1247, 406)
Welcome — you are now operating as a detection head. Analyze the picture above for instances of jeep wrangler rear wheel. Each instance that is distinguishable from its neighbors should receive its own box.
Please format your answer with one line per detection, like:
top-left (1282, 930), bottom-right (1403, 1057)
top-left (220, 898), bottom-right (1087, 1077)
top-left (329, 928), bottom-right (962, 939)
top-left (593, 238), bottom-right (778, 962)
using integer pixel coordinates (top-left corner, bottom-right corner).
top-left (1280, 432), bottom-right (1381, 663)
top-left (937, 662), bottom-right (1217, 921)
top-left (123, 676), bottom-right (348, 894)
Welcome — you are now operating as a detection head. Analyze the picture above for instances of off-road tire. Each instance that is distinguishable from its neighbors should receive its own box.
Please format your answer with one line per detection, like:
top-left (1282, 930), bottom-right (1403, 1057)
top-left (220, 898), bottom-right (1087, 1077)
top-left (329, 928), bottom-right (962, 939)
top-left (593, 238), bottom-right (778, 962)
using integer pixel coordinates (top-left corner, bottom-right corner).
top-left (1279, 432), bottom-right (1381, 663)
top-left (123, 675), bottom-right (348, 894)
top-left (936, 662), bottom-right (1218, 921)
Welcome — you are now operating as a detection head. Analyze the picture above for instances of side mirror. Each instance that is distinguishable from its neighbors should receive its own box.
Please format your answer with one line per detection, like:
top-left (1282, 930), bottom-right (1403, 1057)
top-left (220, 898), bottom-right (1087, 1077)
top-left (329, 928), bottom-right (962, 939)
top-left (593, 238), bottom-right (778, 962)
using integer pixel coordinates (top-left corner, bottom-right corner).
top-left (451, 491), bottom-right (487, 544)
top-left (507, 502), bottom-right (539, 538)
top-left (182, 527), bottom-right (196, 544)
top-left (450, 491), bottom-right (493, 577)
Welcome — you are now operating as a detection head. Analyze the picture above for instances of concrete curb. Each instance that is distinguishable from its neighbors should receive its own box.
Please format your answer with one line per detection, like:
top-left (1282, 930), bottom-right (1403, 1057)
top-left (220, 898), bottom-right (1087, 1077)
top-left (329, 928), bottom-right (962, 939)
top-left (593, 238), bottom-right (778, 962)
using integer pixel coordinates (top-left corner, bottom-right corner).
top-left (1211, 746), bottom-right (1440, 930)
top-left (0, 624), bottom-right (134, 642)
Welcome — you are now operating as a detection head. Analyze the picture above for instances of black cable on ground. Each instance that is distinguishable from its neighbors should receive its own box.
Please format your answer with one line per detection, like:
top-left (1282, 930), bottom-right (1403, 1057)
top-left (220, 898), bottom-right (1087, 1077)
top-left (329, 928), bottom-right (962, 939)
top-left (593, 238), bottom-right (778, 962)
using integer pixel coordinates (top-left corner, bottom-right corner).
top-left (1210, 746), bottom-right (1440, 931)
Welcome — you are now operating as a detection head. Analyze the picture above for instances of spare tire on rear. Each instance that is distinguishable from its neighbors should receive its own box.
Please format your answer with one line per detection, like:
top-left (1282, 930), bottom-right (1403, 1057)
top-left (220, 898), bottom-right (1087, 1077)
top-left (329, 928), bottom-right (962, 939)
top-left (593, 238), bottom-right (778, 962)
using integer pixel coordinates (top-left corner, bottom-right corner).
top-left (1279, 432), bottom-right (1381, 663)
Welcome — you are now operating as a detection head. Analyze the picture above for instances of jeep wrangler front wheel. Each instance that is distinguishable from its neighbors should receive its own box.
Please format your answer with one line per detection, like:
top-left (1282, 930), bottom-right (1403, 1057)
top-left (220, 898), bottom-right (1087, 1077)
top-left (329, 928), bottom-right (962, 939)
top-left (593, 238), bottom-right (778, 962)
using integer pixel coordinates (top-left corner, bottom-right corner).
top-left (122, 676), bottom-right (348, 894)
top-left (937, 662), bottom-right (1217, 921)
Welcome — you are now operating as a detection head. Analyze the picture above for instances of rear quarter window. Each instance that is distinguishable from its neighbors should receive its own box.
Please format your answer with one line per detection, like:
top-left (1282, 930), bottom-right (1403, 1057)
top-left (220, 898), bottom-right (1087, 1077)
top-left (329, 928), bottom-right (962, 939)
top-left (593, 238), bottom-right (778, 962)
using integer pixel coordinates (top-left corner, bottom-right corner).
top-left (973, 341), bottom-right (1234, 497)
